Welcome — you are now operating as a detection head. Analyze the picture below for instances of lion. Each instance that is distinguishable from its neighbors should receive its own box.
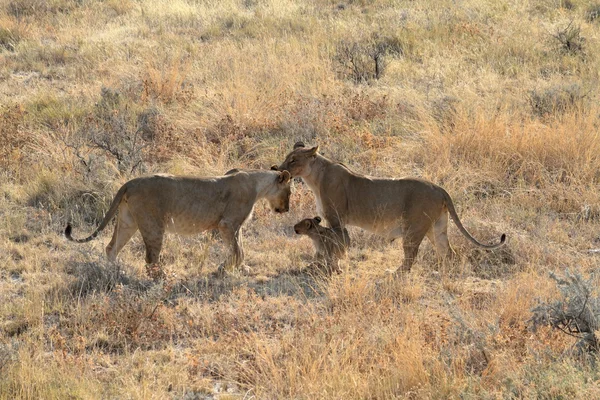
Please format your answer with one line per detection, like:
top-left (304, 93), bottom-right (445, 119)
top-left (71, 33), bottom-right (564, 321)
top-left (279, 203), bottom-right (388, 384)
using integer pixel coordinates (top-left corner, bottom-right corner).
top-left (65, 169), bottom-right (292, 276)
top-left (277, 143), bottom-right (506, 273)
top-left (294, 216), bottom-right (350, 274)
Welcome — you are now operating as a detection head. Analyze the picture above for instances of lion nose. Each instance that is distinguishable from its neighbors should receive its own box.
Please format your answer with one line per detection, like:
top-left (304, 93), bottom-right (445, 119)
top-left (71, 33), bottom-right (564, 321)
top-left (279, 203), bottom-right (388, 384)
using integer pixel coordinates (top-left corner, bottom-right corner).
top-left (294, 228), bottom-right (300, 234)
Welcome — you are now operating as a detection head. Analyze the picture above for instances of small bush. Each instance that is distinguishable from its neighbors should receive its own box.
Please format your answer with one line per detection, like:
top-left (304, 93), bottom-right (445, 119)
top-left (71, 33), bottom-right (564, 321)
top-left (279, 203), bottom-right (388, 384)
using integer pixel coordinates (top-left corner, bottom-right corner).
top-left (528, 83), bottom-right (586, 117)
top-left (335, 33), bottom-right (403, 84)
top-left (530, 0), bottom-right (575, 14)
top-left (530, 270), bottom-right (600, 355)
top-left (24, 170), bottom-right (110, 225)
top-left (83, 282), bottom-right (174, 350)
top-left (141, 59), bottom-right (194, 105)
top-left (25, 93), bottom-right (85, 129)
top-left (62, 87), bottom-right (177, 183)
top-left (80, 87), bottom-right (149, 174)
top-left (431, 95), bottom-right (459, 132)
top-left (0, 342), bottom-right (18, 374)
top-left (136, 106), bottom-right (174, 146)
top-left (65, 260), bottom-right (133, 298)
top-left (586, 5), bottom-right (600, 22)
top-left (0, 104), bottom-right (27, 169)
top-left (6, 0), bottom-right (79, 17)
top-left (0, 25), bottom-right (24, 52)
top-left (552, 21), bottom-right (585, 56)
top-left (6, 0), bottom-right (45, 17)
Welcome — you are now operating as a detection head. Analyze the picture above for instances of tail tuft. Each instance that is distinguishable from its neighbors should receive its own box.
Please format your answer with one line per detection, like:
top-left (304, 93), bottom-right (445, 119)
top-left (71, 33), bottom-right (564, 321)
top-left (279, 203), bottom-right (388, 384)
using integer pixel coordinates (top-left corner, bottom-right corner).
top-left (65, 223), bottom-right (73, 240)
top-left (500, 233), bottom-right (506, 244)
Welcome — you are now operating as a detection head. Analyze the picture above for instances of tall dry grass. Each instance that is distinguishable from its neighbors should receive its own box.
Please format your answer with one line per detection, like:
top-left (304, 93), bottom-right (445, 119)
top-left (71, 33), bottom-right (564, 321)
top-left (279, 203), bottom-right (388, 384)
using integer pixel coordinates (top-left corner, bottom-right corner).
top-left (2, 0), bottom-right (600, 398)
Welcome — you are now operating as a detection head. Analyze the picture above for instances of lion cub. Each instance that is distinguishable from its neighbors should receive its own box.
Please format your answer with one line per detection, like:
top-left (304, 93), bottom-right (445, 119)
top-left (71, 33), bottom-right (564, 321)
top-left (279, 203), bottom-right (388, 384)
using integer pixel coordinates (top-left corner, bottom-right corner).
top-left (294, 216), bottom-right (350, 273)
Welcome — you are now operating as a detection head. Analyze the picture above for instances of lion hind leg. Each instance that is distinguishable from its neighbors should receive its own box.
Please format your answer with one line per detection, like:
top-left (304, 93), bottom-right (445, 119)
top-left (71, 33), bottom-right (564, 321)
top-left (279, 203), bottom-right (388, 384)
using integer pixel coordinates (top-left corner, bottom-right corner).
top-left (397, 227), bottom-right (428, 274)
top-left (106, 204), bottom-right (138, 263)
top-left (427, 210), bottom-right (456, 262)
top-left (134, 217), bottom-right (166, 279)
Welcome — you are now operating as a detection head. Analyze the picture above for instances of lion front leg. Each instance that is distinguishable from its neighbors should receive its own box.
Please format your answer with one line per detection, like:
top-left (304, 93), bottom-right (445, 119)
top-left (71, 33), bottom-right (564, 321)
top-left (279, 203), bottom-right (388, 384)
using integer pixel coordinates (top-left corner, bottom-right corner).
top-left (140, 227), bottom-right (165, 281)
top-left (217, 220), bottom-right (245, 275)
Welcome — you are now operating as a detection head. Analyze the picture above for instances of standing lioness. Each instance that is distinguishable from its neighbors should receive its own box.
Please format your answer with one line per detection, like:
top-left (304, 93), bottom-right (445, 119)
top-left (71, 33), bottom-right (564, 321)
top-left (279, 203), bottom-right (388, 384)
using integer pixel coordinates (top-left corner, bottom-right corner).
top-left (65, 170), bottom-right (291, 274)
top-left (277, 143), bottom-right (505, 273)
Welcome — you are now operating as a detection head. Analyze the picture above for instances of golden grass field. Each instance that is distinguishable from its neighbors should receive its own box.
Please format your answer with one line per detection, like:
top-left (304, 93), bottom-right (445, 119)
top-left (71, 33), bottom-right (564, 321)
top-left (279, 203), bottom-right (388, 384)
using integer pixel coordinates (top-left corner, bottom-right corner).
top-left (2, 0), bottom-right (600, 398)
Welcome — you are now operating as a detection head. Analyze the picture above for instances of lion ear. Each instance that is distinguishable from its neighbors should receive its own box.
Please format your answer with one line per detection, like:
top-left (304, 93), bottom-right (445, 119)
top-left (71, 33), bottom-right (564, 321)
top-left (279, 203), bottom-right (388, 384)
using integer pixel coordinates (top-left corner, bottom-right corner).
top-left (307, 145), bottom-right (319, 156)
top-left (278, 170), bottom-right (291, 183)
top-left (314, 216), bottom-right (322, 224)
top-left (293, 141), bottom-right (305, 150)
top-left (270, 164), bottom-right (278, 171)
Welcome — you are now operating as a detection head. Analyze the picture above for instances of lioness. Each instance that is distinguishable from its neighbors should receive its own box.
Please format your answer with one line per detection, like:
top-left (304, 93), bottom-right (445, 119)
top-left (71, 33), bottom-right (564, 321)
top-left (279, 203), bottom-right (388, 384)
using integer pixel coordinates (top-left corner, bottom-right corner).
top-left (65, 170), bottom-right (292, 275)
top-left (278, 143), bottom-right (506, 273)
top-left (294, 216), bottom-right (350, 273)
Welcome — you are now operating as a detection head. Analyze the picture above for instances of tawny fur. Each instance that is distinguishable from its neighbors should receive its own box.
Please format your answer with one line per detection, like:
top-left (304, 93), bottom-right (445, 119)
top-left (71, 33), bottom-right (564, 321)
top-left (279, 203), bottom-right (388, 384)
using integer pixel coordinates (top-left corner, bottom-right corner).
top-left (279, 143), bottom-right (505, 273)
top-left (294, 216), bottom-right (350, 273)
top-left (65, 170), bottom-right (291, 274)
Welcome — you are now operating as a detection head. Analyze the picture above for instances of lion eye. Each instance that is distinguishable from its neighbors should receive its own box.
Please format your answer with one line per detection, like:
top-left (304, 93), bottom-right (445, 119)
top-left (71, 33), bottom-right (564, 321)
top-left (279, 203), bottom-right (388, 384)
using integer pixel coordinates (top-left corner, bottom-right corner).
top-left (289, 159), bottom-right (296, 164)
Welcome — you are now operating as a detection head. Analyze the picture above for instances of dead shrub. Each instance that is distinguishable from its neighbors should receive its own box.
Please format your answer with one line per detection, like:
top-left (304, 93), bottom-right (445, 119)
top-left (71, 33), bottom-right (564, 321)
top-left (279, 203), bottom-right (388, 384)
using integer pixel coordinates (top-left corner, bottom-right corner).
top-left (431, 95), bottom-right (459, 132)
top-left (0, 104), bottom-right (28, 170)
top-left (0, 21), bottom-right (28, 52)
top-left (65, 260), bottom-right (136, 298)
top-left (335, 33), bottom-right (403, 83)
top-left (552, 21), bottom-right (585, 56)
top-left (6, 0), bottom-right (47, 17)
top-left (141, 59), bottom-right (194, 105)
top-left (78, 87), bottom-right (150, 174)
top-left (586, 5), bottom-right (600, 22)
top-left (279, 91), bottom-right (390, 145)
top-left (136, 107), bottom-right (179, 162)
top-left (80, 282), bottom-right (175, 351)
top-left (468, 246), bottom-right (518, 279)
top-left (346, 92), bottom-right (389, 121)
top-left (62, 88), bottom-right (177, 183)
top-left (6, 0), bottom-right (79, 17)
top-left (528, 83), bottom-right (587, 117)
top-left (530, 270), bottom-right (600, 356)
top-left (0, 342), bottom-right (18, 374)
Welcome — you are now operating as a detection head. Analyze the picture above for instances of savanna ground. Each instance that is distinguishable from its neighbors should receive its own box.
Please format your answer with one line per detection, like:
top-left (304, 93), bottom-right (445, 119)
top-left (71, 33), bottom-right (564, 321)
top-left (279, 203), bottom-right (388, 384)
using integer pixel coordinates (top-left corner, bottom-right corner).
top-left (2, 0), bottom-right (600, 398)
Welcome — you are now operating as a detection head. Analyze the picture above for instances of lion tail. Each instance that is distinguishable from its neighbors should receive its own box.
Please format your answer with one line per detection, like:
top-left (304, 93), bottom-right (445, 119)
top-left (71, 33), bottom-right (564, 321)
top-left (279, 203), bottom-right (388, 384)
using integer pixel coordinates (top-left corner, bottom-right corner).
top-left (65, 184), bottom-right (128, 243)
top-left (442, 189), bottom-right (506, 249)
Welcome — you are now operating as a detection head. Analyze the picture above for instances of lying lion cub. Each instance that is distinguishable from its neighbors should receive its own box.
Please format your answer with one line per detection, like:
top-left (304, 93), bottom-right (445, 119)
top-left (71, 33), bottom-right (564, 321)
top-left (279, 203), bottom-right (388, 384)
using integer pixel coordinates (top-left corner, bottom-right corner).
top-left (278, 143), bottom-right (506, 274)
top-left (65, 170), bottom-right (291, 276)
top-left (294, 216), bottom-right (350, 274)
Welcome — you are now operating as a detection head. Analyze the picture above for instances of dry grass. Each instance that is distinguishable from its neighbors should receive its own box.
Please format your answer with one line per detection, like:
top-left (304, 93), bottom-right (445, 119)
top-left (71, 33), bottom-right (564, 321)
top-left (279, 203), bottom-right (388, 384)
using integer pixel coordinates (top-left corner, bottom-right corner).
top-left (2, 0), bottom-right (600, 398)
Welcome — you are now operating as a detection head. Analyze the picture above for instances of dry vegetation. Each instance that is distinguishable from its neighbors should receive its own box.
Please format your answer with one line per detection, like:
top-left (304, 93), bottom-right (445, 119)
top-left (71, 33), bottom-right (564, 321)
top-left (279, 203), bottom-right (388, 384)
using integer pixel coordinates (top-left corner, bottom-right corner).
top-left (2, 0), bottom-right (600, 398)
